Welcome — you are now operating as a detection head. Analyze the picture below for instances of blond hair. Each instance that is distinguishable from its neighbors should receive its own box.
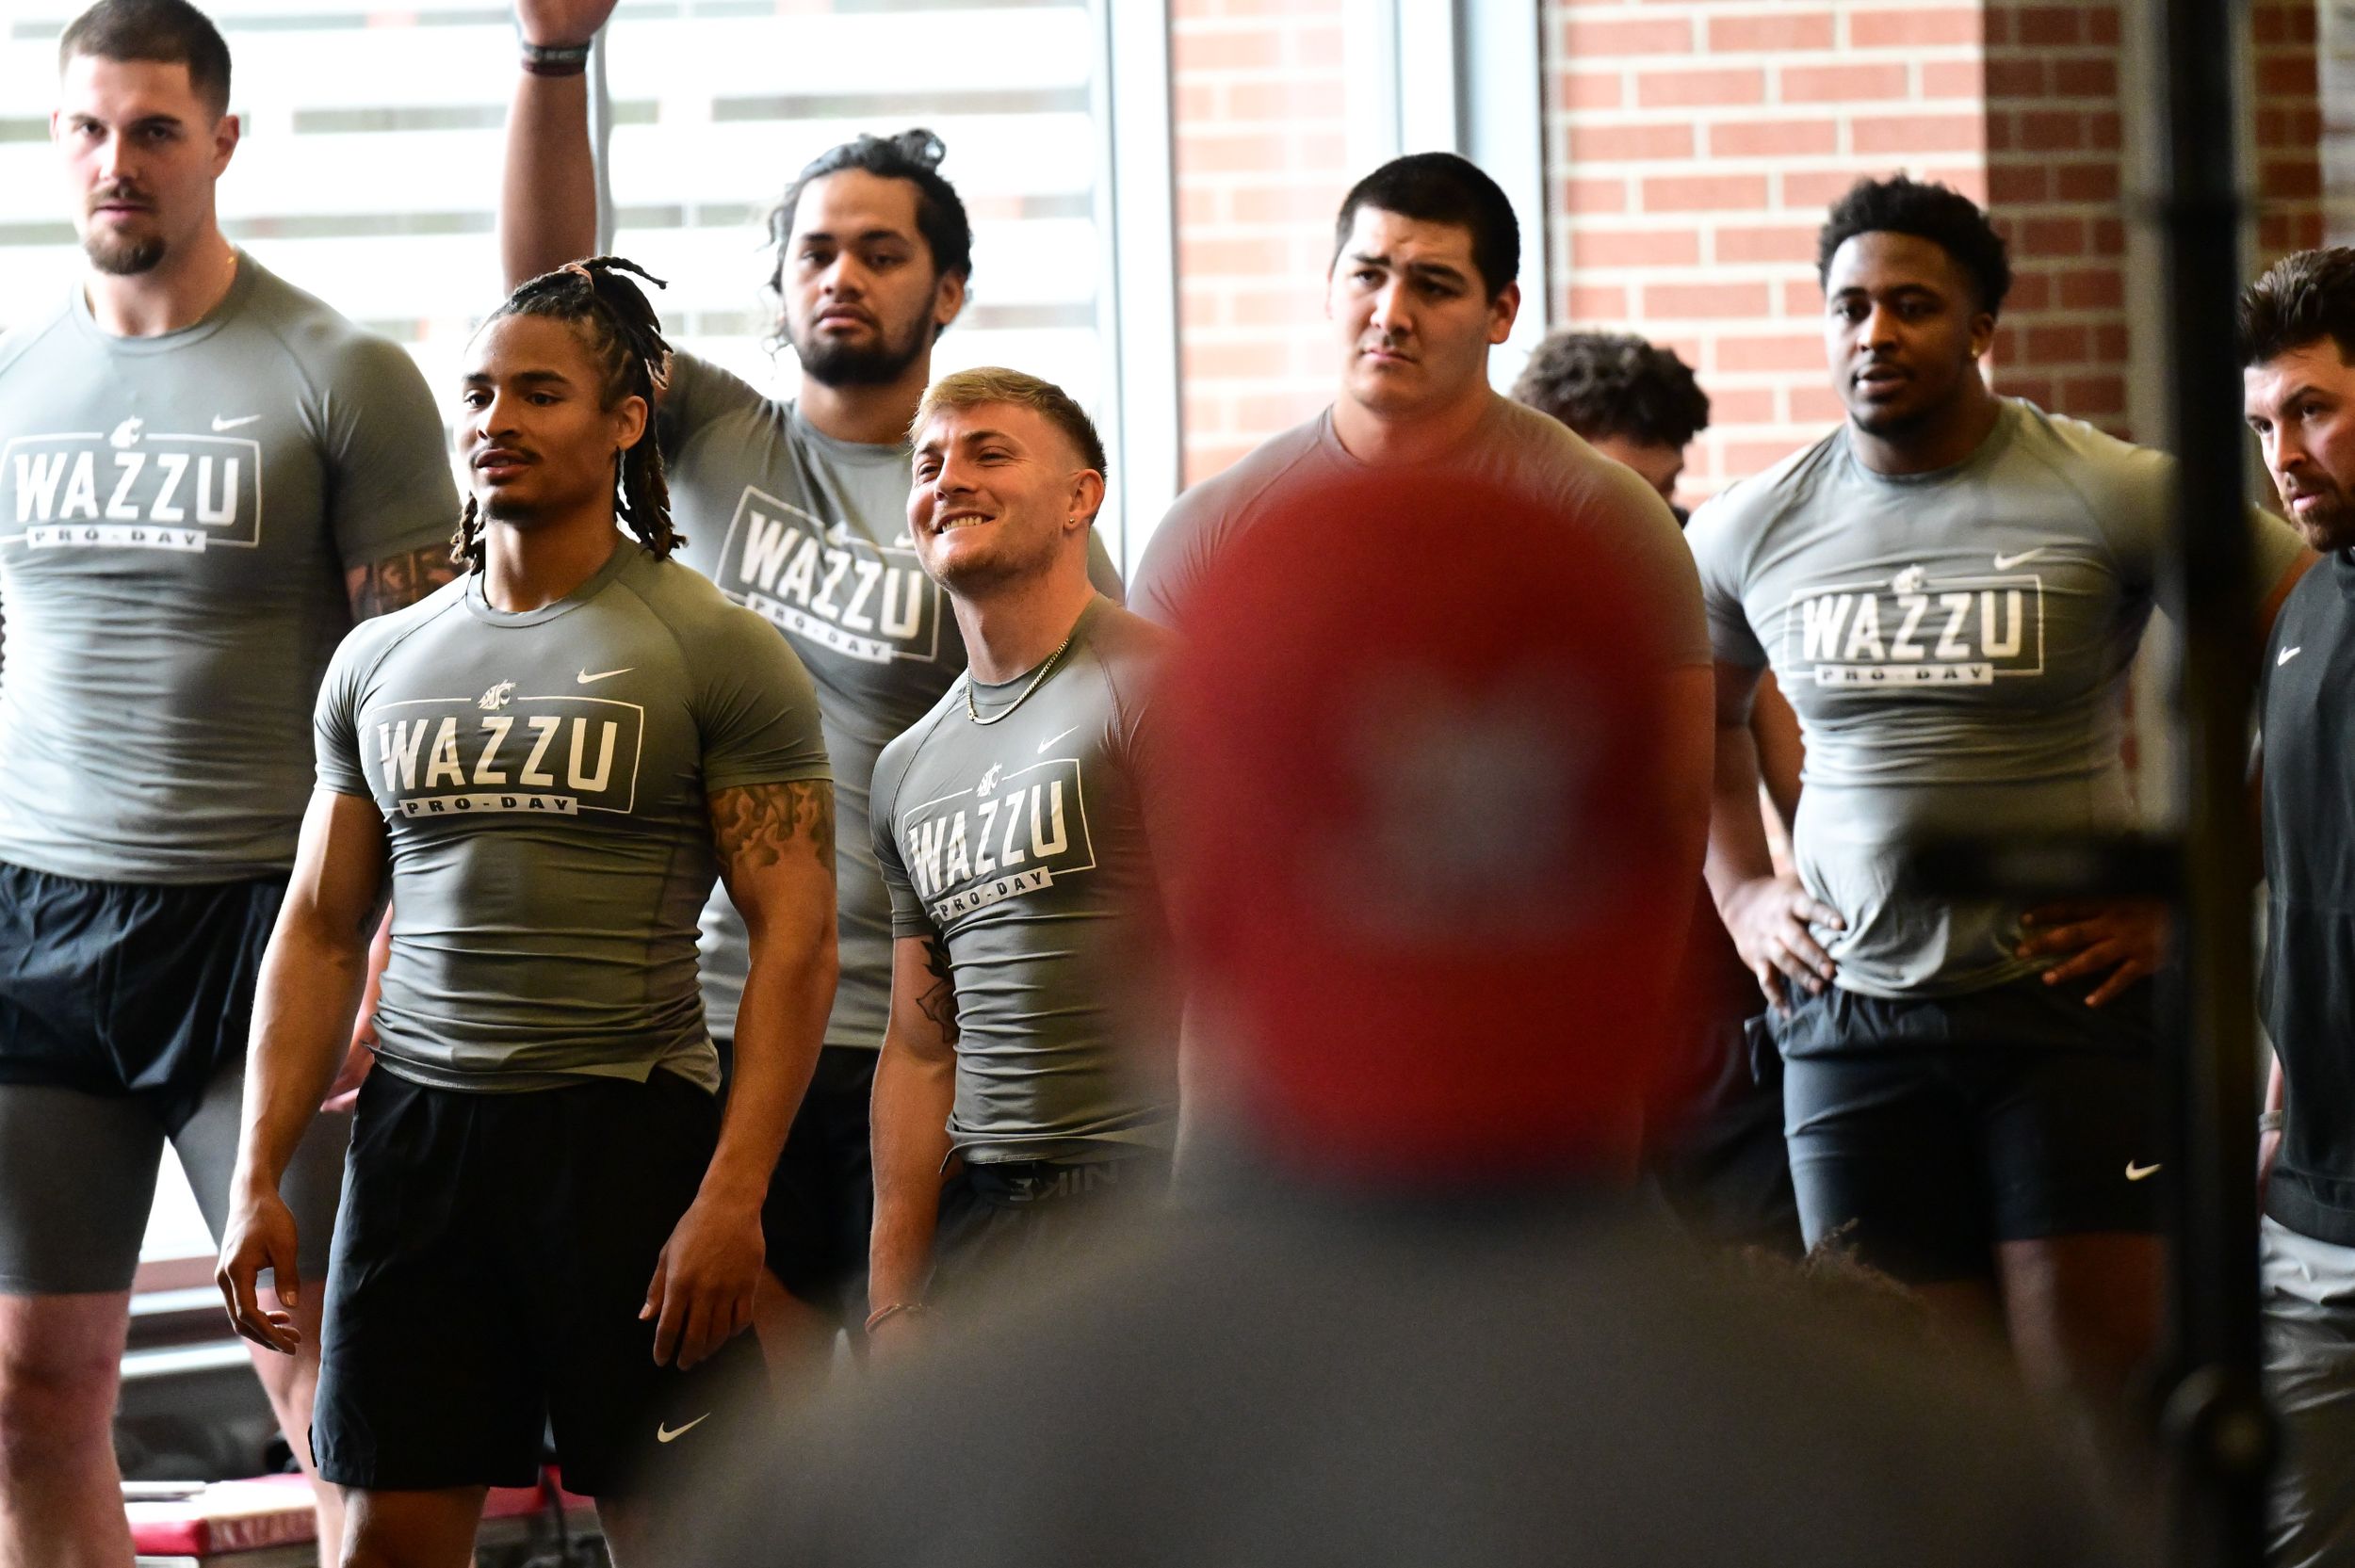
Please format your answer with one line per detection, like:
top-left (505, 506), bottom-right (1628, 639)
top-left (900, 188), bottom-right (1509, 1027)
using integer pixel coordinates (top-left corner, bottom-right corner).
top-left (911, 366), bottom-right (1108, 477)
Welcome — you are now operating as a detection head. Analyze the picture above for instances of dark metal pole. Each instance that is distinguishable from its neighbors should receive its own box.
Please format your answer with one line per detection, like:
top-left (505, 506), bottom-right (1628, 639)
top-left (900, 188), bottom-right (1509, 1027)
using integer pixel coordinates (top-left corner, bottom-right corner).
top-left (2152, 1), bottom-right (2271, 1564)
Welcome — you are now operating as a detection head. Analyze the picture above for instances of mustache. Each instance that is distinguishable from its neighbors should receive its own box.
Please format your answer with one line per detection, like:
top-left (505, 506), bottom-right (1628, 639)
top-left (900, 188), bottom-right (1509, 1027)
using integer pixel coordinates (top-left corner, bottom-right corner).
top-left (89, 180), bottom-right (152, 207)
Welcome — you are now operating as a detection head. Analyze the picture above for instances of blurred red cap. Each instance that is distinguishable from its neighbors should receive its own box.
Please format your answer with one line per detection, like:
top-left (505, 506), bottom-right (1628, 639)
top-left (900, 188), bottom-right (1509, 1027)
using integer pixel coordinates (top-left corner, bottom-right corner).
top-left (1156, 468), bottom-right (1698, 1182)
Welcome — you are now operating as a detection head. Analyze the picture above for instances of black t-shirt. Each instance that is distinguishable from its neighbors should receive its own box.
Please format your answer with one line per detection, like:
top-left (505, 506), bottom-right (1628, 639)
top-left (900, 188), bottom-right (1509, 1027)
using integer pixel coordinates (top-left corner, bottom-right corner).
top-left (2260, 550), bottom-right (2355, 1244)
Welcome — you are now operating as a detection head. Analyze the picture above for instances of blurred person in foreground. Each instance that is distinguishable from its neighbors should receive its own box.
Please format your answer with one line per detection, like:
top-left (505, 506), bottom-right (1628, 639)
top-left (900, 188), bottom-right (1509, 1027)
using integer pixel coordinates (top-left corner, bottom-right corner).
top-left (863, 368), bottom-right (1178, 1352)
top-left (1516, 327), bottom-right (1804, 1256)
top-left (693, 469), bottom-right (2134, 1568)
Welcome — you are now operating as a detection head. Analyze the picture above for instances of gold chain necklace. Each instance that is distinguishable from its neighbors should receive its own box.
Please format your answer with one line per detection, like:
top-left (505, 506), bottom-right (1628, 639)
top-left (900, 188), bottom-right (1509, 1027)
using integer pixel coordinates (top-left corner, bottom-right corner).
top-left (964, 623), bottom-right (1079, 726)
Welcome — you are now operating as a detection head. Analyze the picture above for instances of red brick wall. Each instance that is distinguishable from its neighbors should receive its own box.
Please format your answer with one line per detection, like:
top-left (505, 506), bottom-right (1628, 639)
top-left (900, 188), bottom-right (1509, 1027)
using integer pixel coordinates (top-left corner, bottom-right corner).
top-left (1163, 0), bottom-right (2325, 500)
top-left (1981, 1), bottom-right (2129, 433)
top-left (2254, 0), bottom-right (2327, 260)
top-left (1544, 3), bottom-right (1991, 493)
top-left (1536, 1), bottom-right (2326, 495)
top-left (1169, 0), bottom-right (1351, 488)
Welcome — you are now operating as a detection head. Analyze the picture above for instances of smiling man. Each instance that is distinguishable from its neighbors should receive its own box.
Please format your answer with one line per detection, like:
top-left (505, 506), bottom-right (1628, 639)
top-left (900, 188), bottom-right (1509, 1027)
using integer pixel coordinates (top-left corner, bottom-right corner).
top-left (863, 368), bottom-right (1177, 1353)
top-left (500, 2), bottom-right (1119, 1391)
top-left (0, 4), bottom-right (457, 1562)
top-left (1686, 177), bottom-right (2311, 1425)
top-left (2241, 246), bottom-right (2355, 1568)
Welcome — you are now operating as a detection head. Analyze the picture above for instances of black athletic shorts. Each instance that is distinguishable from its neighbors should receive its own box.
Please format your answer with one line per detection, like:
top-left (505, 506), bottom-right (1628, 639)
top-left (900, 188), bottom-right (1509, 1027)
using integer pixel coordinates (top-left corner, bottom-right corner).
top-left (930, 1151), bottom-right (1170, 1309)
top-left (715, 1041), bottom-right (876, 1330)
top-left (1647, 1017), bottom-right (1802, 1257)
top-left (0, 859), bottom-right (285, 1128)
top-left (313, 1068), bottom-right (761, 1497)
top-left (1774, 976), bottom-right (2164, 1284)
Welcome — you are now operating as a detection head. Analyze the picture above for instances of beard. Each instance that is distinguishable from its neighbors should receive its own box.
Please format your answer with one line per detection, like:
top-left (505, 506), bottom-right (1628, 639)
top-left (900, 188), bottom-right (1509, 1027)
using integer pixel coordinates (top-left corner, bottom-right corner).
top-left (787, 309), bottom-right (931, 388)
top-left (2290, 488), bottom-right (2355, 554)
top-left (926, 519), bottom-right (1064, 597)
top-left (82, 184), bottom-right (166, 275)
top-left (83, 228), bottom-right (164, 276)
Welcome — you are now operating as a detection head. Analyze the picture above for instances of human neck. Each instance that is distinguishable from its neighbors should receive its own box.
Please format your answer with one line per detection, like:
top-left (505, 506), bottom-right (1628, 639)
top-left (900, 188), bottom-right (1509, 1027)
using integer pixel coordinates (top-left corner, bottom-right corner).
top-left (84, 228), bottom-right (238, 338)
top-left (951, 564), bottom-right (1097, 685)
top-left (796, 356), bottom-right (932, 447)
top-left (1330, 383), bottom-right (1498, 466)
top-left (1848, 380), bottom-right (2004, 477)
top-left (480, 509), bottom-right (623, 612)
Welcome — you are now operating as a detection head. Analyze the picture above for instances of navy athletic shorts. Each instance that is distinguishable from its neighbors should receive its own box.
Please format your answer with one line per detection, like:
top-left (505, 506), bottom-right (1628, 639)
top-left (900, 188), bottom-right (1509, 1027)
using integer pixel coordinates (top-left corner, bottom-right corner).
top-left (1773, 975), bottom-right (2164, 1284)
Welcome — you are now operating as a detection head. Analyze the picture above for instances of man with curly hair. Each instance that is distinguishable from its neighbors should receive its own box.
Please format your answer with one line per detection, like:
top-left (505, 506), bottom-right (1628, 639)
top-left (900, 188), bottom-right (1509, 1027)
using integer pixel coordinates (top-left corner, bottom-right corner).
top-left (1513, 330), bottom-right (1711, 517)
top-left (498, 0), bottom-right (1118, 1396)
top-left (1514, 327), bottom-right (1802, 1257)
top-left (1686, 176), bottom-right (2312, 1418)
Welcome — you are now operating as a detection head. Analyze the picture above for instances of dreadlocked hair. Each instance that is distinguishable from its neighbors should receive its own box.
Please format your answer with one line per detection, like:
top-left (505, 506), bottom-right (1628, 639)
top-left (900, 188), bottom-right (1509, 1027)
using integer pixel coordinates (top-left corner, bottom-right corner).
top-left (451, 255), bottom-right (685, 571)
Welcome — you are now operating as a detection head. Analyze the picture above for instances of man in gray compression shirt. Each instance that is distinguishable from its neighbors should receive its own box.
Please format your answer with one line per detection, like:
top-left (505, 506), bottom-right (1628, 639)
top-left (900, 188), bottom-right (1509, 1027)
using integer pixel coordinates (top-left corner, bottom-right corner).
top-left (865, 368), bottom-right (1178, 1350)
top-left (1131, 154), bottom-right (1706, 690)
top-left (501, 1), bottom-right (1118, 1379)
top-left (1686, 176), bottom-right (2312, 1425)
top-left (219, 260), bottom-right (836, 1564)
top-left (0, 7), bottom-right (456, 1562)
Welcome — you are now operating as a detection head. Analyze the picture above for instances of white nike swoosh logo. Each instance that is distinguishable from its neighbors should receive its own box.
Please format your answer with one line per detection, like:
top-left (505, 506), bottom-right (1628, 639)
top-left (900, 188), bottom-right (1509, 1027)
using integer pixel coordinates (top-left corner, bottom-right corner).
top-left (2125, 1161), bottom-right (2162, 1181)
top-left (577, 667), bottom-right (632, 684)
top-left (211, 414), bottom-right (262, 431)
top-left (656, 1414), bottom-right (710, 1443)
top-left (1992, 549), bottom-right (2045, 570)
top-left (1036, 725), bottom-right (1081, 755)
top-left (2280, 646), bottom-right (2304, 667)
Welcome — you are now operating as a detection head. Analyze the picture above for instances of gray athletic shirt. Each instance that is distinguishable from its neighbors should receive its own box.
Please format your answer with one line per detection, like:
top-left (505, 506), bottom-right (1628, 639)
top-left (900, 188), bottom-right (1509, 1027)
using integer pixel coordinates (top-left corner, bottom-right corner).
top-left (659, 353), bottom-right (1122, 1049)
top-left (1131, 395), bottom-right (1710, 672)
top-left (314, 544), bottom-right (831, 1093)
top-left (872, 598), bottom-right (1178, 1163)
top-left (1687, 398), bottom-right (2308, 997)
top-left (0, 253), bottom-right (457, 881)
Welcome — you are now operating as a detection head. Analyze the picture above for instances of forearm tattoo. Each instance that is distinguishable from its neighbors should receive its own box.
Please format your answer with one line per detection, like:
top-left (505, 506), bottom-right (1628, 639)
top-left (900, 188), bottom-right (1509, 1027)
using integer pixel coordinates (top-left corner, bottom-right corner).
top-left (347, 543), bottom-right (460, 620)
top-left (709, 780), bottom-right (835, 874)
top-left (918, 934), bottom-right (959, 1045)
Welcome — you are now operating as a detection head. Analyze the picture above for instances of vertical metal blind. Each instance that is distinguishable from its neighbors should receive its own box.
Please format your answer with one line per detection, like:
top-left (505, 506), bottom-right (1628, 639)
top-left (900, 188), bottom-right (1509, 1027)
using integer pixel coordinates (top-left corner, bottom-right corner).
top-left (0, 0), bottom-right (1113, 472)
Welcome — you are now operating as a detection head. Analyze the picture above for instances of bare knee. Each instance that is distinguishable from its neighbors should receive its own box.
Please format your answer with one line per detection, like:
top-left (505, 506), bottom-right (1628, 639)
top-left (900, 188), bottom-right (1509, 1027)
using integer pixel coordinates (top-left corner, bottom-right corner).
top-left (342, 1486), bottom-right (485, 1568)
top-left (0, 1338), bottom-right (119, 1465)
top-left (2000, 1232), bottom-right (2164, 1399)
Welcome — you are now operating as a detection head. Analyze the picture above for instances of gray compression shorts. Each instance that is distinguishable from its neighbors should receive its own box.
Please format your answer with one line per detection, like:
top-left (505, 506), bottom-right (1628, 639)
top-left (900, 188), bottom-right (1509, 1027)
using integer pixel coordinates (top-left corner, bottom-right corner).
top-left (0, 1058), bottom-right (348, 1296)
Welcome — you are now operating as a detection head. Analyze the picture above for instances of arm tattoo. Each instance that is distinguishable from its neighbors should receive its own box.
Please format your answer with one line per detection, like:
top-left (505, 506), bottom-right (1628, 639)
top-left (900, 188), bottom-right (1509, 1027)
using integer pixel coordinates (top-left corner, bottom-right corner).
top-left (918, 935), bottom-right (959, 1045)
top-left (708, 780), bottom-right (835, 874)
top-left (347, 542), bottom-right (460, 620)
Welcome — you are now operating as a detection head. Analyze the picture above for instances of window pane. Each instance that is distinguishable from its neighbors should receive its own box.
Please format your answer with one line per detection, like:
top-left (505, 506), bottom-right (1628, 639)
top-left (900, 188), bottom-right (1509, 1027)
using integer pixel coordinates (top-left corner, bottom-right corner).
top-left (1, 0), bottom-right (1119, 523)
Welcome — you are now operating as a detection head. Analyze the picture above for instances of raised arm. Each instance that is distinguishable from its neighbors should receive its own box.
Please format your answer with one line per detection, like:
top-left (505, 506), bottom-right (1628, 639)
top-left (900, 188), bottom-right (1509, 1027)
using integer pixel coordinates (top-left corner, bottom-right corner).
top-left (218, 790), bottom-right (390, 1352)
top-left (640, 780), bottom-right (837, 1371)
top-left (500, 0), bottom-right (620, 288)
top-left (866, 932), bottom-right (961, 1350)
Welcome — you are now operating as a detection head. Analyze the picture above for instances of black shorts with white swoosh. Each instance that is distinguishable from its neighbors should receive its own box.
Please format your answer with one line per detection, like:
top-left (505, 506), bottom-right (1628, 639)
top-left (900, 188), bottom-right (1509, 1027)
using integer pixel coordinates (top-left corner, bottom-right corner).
top-left (312, 1067), bottom-right (760, 1495)
top-left (1773, 976), bottom-right (2162, 1282)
